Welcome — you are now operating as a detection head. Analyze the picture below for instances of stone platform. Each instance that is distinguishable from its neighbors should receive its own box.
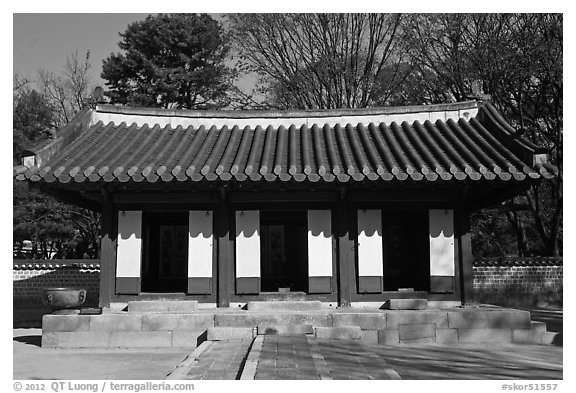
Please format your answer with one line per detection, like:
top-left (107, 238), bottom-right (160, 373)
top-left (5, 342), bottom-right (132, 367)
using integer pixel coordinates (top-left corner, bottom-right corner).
top-left (41, 301), bottom-right (557, 349)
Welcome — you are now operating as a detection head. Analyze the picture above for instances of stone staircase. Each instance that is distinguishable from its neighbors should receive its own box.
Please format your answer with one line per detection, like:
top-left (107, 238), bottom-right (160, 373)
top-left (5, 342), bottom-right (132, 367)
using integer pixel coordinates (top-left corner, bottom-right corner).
top-left (41, 299), bottom-right (559, 348)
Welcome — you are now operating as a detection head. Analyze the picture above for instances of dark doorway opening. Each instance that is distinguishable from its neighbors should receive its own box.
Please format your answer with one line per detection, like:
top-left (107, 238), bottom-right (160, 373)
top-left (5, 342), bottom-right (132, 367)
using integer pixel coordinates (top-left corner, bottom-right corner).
top-left (382, 210), bottom-right (430, 291)
top-left (142, 212), bottom-right (188, 293)
top-left (260, 211), bottom-right (308, 292)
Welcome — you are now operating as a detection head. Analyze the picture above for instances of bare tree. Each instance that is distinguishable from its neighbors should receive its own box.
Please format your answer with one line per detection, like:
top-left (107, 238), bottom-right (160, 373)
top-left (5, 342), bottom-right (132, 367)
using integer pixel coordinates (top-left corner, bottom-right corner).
top-left (403, 14), bottom-right (562, 256)
top-left (39, 50), bottom-right (92, 127)
top-left (65, 50), bottom-right (92, 112)
top-left (229, 13), bottom-right (410, 109)
top-left (13, 73), bottom-right (31, 92)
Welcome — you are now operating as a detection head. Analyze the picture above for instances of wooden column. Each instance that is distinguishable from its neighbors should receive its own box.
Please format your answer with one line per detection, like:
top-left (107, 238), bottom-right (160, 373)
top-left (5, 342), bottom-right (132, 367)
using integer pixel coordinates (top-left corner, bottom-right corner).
top-left (216, 200), bottom-right (231, 308)
top-left (336, 198), bottom-right (353, 307)
top-left (457, 207), bottom-right (474, 305)
top-left (99, 195), bottom-right (116, 309)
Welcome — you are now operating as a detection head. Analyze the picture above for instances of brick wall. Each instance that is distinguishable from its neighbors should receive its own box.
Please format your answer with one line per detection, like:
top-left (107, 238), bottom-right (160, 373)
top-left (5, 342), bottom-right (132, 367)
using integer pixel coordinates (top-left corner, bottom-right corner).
top-left (13, 260), bottom-right (100, 305)
top-left (13, 257), bottom-right (562, 304)
top-left (473, 257), bottom-right (563, 294)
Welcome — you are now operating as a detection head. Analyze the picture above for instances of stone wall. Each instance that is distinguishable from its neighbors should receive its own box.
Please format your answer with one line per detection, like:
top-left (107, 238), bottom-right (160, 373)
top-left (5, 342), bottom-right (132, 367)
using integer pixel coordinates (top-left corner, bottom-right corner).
top-left (473, 257), bottom-right (563, 294)
top-left (13, 260), bottom-right (100, 305)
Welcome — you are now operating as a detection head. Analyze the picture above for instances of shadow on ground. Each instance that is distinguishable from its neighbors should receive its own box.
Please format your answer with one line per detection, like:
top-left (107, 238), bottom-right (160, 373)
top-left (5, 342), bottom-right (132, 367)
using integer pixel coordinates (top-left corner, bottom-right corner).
top-left (13, 335), bottom-right (42, 347)
top-left (372, 344), bottom-right (563, 380)
top-left (13, 306), bottom-right (51, 328)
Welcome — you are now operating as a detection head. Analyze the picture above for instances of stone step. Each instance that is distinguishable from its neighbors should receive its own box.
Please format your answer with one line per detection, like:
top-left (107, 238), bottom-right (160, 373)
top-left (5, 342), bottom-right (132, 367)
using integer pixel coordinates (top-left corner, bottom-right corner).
top-left (127, 300), bottom-right (198, 313)
top-left (215, 312), bottom-right (331, 328)
top-left (207, 327), bottom-right (256, 341)
top-left (257, 324), bottom-right (313, 335)
top-left (258, 291), bottom-right (307, 301)
top-left (540, 331), bottom-right (562, 345)
top-left (314, 326), bottom-right (361, 341)
top-left (246, 300), bottom-right (322, 311)
top-left (383, 298), bottom-right (427, 310)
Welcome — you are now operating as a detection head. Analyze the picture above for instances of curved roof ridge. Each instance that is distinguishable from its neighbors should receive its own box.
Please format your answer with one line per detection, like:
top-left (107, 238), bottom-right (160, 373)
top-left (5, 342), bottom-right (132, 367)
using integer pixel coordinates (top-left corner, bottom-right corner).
top-left (95, 100), bottom-right (481, 119)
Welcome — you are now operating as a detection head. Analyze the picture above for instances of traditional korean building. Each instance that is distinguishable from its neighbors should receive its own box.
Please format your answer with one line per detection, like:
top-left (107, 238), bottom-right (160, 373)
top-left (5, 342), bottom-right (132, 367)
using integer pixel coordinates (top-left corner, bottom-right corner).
top-left (14, 100), bottom-right (556, 310)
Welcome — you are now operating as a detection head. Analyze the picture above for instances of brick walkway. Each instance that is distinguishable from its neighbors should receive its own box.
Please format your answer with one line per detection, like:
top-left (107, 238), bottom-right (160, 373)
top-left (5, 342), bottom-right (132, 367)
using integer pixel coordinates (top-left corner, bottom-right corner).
top-left (181, 340), bottom-right (252, 380)
top-left (317, 340), bottom-right (400, 379)
top-left (374, 344), bottom-right (562, 380)
top-left (255, 335), bottom-right (320, 379)
top-left (168, 335), bottom-right (562, 380)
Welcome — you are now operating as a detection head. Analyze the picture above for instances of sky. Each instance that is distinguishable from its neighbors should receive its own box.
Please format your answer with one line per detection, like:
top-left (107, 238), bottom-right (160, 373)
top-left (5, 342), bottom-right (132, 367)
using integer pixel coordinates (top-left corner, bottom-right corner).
top-left (14, 14), bottom-right (159, 88)
top-left (13, 13), bottom-right (259, 99)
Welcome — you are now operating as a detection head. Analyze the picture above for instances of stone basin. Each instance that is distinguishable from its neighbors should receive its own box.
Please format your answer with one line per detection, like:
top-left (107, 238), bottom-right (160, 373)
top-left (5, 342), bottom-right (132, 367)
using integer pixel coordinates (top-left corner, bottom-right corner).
top-left (41, 287), bottom-right (86, 313)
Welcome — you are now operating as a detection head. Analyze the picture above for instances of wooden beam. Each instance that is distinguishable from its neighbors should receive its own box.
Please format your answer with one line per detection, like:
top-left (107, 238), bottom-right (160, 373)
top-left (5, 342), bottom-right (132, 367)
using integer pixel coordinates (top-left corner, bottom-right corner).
top-left (231, 191), bottom-right (335, 202)
top-left (36, 184), bottom-right (101, 211)
top-left (350, 190), bottom-right (459, 202)
top-left (469, 183), bottom-right (532, 209)
top-left (114, 192), bottom-right (217, 204)
top-left (98, 192), bottom-right (117, 308)
top-left (336, 198), bottom-right (354, 307)
top-left (456, 207), bottom-right (474, 305)
top-left (216, 199), bottom-right (231, 307)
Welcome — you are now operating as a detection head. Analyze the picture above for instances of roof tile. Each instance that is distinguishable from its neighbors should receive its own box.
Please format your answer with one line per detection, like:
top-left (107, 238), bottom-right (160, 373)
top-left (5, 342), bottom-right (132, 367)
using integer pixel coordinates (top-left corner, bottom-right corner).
top-left (15, 103), bottom-right (556, 185)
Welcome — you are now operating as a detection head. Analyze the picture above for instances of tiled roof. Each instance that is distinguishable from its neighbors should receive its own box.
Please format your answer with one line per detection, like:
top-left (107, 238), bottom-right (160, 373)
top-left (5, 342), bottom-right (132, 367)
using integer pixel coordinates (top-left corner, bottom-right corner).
top-left (14, 102), bottom-right (557, 184)
top-left (474, 257), bottom-right (562, 267)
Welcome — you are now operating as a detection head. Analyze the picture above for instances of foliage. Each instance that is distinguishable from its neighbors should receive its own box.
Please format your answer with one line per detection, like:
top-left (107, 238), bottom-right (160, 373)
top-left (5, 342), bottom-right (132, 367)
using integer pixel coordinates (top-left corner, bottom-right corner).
top-left (13, 182), bottom-right (100, 259)
top-left (399, 13), bottom-right (562, 256)
top-left (230, 13), bottom-right (562, 256)
top-left (13, 88), bottom-right (55, 162)
top-left (13, 53), bottom-right (101, 260)
top-left (229, 13), bottom-right (410, 109)
top-left (102, 13), bottom-right (233, 109)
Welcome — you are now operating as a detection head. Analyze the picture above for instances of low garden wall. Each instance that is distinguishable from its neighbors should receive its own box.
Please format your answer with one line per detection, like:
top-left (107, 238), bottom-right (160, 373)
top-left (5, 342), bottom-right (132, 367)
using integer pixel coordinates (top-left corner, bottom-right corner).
top-left (13, 260), bottom-right (100, 306)
top-left (13, 257), bottom-right (562, 307)
top-left (473, 257), bottom-right (563, 307)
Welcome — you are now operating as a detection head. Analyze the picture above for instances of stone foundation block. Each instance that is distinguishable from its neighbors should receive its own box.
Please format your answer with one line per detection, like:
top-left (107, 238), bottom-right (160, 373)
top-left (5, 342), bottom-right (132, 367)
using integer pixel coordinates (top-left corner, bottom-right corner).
top-left (457, 328), bottom-right (512, 343)
top-left (398, 323), bottom-right (436, 343)
top-left (386, 311), bottom-right (449, 328)
top-left (207, 327), bottom-right (255, 341)
top-left (360, 330), bottom-right (379, 344)
top-left (512, 329), bottom-right (534, 344)
top-left (436, 329), bottom-right (459, 344)
top-left (55, 332), bottom-right (111, 348)
top-left (42, 314), bottom-right (90, 332)
top-left (172, 330), bottom-right (205, 348)
top-left (257, 324), bottom-right (313, 335)
top-left (89, 314), bottom-right (142, 331)
top-left (448, 310), bottom-right (531, 329)
top-left (540, 332), bottom-right (561, 345)
top-left (531, 321), bottom-right (547, 335)
top-left (41, 332), bottom-right (59, 348)
top-left (109, 331), bottom-right (172, 347)
top-left (383, 299), bottom-right (427, 310)
top-left (333, 313), bottom-right (387, 330)
top-left (215, 313), bottom-right (331, 328)
top-left (127, 300), bottom-right (198, 313)
top-left (530, 321), bottom-right (547, 344)
top-left (314, 326), bottom-right (361, 341)
top-left (142, 314), bottom-right (214, 331)
top-left (378, 329), bottom-right (400, 345)
top-left (247, 301), bottom-right (322, 311)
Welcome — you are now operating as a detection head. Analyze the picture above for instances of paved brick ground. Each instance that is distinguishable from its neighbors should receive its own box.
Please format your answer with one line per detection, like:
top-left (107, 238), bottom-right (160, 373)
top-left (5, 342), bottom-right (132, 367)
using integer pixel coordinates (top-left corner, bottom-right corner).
top-left (317, 340), bottom-right (400, 379)
top-left (14, 327), bottom-right (563, 380)
top-left (255, 335), bottom-right (319, 380)
top-left (182, 340), bottom-right (252, 380)
top-left (373, 344), bottom-right (562, 380)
